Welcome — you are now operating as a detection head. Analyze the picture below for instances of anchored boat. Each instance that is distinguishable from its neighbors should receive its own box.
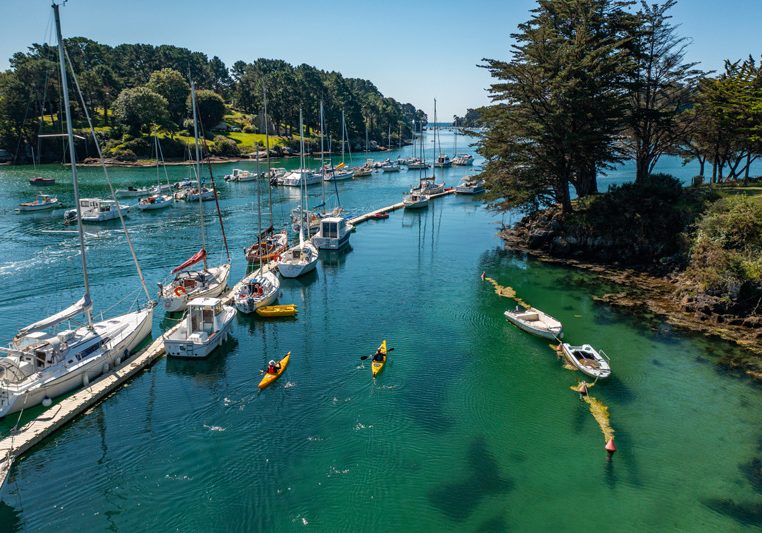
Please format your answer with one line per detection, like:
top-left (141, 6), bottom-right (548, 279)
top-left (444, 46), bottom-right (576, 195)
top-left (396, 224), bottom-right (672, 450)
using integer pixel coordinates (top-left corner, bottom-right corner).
top-left (561, 344), bottom-right (611, 379)
top-left (504, 306), bottom-right (563, 340)
top-left (17, 194), bottom-right (60, 212)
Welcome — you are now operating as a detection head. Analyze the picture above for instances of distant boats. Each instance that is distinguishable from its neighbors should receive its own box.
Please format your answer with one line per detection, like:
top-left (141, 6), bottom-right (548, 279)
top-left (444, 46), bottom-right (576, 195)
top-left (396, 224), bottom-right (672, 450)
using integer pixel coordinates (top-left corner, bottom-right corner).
top-left (29, 177), bottom-right (55, 186)
top-left (137, 193), bottom-right (173, 210)
top-left (452, 154), bottom-right (474, 166)
top-left (403, 192), bottom-right (429, 209)
top-left (64, 198), bottom-right (130, 224)
top-left (224, 168), bottom-right (259, 182)
top-left (455, 176), bottom-right (485, 194)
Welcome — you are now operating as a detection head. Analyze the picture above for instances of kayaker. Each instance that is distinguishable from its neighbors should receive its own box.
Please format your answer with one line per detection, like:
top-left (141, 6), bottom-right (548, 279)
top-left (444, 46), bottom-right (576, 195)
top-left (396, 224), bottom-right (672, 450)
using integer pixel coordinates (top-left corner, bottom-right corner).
top-left (372, 349), bottom-right (385, 362)
top-left (267, 360), bottom-right (280, 374)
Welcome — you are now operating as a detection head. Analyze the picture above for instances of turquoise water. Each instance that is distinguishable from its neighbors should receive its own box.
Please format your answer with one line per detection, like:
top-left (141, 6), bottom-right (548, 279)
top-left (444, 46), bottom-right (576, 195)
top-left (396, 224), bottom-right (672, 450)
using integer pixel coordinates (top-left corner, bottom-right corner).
top-left (0, 132), bottom-right (760, 531)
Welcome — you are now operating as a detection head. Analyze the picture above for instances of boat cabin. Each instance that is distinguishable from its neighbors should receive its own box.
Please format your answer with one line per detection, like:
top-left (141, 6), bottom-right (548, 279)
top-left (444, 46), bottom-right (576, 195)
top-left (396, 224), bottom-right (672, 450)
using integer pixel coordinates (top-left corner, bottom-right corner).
top-left (314, 216), bottom-right (351, 249)
top-left (185, 298), bottom-right (225, 341)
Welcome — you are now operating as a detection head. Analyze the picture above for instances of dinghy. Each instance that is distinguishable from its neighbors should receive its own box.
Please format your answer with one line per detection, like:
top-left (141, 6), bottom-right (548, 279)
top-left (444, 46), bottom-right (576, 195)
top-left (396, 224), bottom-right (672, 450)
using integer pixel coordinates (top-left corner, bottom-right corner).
top-left (504, 306), bottom-right (563, 340)
top-left (561, 344), bottom-right (611, 379)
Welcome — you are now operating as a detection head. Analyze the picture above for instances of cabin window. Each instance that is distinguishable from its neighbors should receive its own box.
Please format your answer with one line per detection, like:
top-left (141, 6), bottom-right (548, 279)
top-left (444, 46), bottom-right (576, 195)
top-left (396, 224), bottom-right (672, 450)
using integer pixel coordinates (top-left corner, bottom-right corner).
top-left (201, 309), bottom-right (215, 333)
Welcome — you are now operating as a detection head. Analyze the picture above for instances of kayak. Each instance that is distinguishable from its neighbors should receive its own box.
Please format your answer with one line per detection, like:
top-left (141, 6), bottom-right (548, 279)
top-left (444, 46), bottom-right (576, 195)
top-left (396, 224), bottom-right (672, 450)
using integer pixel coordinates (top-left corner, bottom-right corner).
top-left (371, 212), bottom-right (389, 220)
top-left (258, 352), bottom-right (291, 390)
top-left (256, 304), bottom-right (298, 318)
top-left (371, 340), bottom-right (387, 377)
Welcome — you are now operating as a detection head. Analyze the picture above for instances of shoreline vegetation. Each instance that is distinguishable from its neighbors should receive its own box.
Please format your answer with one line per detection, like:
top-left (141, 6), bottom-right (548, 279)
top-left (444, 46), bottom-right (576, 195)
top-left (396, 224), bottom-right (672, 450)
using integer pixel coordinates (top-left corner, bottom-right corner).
top-left (0, 40), bottom-right (427, 165)
top-left (475, 0), bottom-right (762, 380)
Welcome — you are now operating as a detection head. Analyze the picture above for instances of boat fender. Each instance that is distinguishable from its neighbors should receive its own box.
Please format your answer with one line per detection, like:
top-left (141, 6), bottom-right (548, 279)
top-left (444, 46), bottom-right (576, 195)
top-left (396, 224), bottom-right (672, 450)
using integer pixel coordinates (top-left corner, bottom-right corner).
top-left (175, 286), bottom-right (187, 297)
top-left (42, 396), bottom-right (52, 407)
top-left (83, 374), bottom-right (89, 387)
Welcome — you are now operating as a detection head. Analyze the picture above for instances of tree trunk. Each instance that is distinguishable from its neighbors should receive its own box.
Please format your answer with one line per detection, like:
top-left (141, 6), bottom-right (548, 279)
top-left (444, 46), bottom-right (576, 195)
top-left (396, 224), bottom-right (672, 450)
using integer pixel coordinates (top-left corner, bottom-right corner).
top-left (574, 162), bottom-right (598, 197)
top-left (636, 153), bottom-right (650, 183)
top-left (698, 157), bottom-right (705, 177)
top-left (559, 176), bottom-right (573, 214)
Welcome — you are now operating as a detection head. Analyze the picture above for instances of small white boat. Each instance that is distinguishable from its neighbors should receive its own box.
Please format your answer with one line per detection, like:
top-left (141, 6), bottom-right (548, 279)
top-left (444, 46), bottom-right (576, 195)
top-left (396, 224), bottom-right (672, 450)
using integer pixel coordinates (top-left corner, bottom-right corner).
top-left (434, 154), bottom-right (452, 168)
top-left (234, 269), bottom-right (280, 312)
top-left (406, 159), bottom-right (430, 170)
top-left (381, 163), bottom-right (400, 173)
top-left (185, 187), bottom-right (216, 202)
top-left (504, 307), bottom-right (563, 340)
top-left (312, 216), bottom-right (352, 250)
top-left (224, 168), bottom-right (258, 182)
top-left (412, 177), bottom-right (445, 196)
top-left (266, 167), bottom-right (288, 185)
top-left (352, 165), bottom-right (373, 177)
top-left (280, 169), bottom-right (322, 187)
top-left (452, 154), bottom-right (474, 166)
top-left (64, 198), bottom-right (130, 224)
top-left (277, 241), bottom-right (318, 277)
top-left (137, 194), bottom-right (173, 210)
top-left (165, 297), bottom-right (236, 358)
top-left (115, 186), bottom-right (151, 197)
top-left (403, 192), bottom-right (429, 209)
top-left (323, 168), bottom-right (354, 181)
top-left (17, 194), bottom-right (60, 212)
top-left (454, 176), bottom-right (485, 194)
top-left (159, 262), bottom-right (231, 313)
top-left (561, 344), bottom-right (611, 379)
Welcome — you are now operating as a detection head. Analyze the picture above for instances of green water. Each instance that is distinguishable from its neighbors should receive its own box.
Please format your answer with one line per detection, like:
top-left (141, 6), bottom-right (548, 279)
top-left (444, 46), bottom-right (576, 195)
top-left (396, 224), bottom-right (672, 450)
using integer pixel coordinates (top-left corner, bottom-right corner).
top-left (0, 133), bottom-right (760, 531)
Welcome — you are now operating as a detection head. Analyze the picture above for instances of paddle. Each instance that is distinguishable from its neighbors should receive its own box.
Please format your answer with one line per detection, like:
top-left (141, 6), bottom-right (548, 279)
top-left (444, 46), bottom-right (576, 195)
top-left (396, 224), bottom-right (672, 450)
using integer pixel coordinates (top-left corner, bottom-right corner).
top-left (360, 347), bottom-right (395, 361)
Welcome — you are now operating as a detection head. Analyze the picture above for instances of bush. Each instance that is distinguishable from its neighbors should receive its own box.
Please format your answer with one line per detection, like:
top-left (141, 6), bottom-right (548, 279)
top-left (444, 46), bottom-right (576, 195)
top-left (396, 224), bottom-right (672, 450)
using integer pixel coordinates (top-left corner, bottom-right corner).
top-left (210, 135), bottom-right (240, 157)
top-left (121, 137), bottom-right (152, 158)
top-left (242, 124), bottom-right (256, 134)
top-left (111, 148), bottom-right (137, 162)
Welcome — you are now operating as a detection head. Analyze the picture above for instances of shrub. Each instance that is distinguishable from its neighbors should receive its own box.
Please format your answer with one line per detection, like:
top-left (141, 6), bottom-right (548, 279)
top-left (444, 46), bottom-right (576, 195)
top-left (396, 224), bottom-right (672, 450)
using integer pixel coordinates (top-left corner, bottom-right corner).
top-left (111, 148), bottom-right (137, 162)
top-left (210, 135), bottom-right (240, 157)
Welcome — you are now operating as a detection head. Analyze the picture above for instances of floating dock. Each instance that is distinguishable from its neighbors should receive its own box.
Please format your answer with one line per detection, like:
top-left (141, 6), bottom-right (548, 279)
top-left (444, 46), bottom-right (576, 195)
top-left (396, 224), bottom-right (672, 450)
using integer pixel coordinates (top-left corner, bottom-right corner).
top-left (0, 188), bottom-right (456, 489)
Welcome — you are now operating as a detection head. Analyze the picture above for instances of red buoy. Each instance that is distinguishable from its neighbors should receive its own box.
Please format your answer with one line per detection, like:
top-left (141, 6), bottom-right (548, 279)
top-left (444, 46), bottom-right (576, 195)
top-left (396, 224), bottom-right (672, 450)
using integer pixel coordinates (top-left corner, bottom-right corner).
top-left (605, 438), bottom-right (617, 454)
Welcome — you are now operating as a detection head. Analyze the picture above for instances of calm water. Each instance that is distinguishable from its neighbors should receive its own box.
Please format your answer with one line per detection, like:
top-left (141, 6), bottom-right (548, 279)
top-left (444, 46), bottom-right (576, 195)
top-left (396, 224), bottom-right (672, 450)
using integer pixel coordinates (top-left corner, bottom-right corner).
top-left (0, 131), bottom-right (760, 531)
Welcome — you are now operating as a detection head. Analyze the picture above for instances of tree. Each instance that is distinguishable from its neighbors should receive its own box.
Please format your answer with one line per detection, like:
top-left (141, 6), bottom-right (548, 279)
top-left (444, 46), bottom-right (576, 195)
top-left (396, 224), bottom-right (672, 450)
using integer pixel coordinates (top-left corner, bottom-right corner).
top-left (147, 68), bottom-right (189, 126)
top-left (479, 0), bottom-right (634, 213)
top-left (190, 89), bottom-right (226, 131)
top-left (113, 87), bottom-right (168, 135)
top-left (625, 0), bottom-right (702, 182)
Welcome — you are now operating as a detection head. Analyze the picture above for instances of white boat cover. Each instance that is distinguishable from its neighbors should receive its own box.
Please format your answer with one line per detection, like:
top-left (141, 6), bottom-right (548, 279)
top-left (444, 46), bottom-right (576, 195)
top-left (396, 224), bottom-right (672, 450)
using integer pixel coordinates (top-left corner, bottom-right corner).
top-left (17, 295), bottom-right (91, 335)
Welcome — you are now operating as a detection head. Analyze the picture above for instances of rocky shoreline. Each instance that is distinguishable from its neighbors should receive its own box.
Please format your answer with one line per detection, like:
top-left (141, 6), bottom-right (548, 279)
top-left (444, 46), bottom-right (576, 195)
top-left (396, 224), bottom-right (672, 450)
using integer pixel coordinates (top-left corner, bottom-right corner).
top-left (500, 224), bottom-right (762, 382)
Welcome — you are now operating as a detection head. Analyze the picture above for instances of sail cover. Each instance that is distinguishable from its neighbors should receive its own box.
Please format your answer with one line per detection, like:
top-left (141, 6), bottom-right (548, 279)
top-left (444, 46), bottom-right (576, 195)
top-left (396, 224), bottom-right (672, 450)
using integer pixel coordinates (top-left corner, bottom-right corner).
top-left (172, 248), bottom-right (206, 273)
top-left (18, 295), bottom-right (91, 335)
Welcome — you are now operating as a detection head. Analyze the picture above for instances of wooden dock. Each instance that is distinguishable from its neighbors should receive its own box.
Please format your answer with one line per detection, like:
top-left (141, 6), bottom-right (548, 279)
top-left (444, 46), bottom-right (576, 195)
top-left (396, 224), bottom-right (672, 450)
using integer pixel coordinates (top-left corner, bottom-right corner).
top-left (0, 189), bottom-right (456, 489)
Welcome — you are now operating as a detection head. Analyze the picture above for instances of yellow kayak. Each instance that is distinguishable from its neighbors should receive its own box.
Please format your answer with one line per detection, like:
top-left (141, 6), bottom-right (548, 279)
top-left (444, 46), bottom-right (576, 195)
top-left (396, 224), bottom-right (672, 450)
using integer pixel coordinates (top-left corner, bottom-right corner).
top-left (256, 304), bottom-right (298, 318)
top-left (258, 352), bottom-right (291, 390)
top-left (371, 340), bottom-right (387, 377)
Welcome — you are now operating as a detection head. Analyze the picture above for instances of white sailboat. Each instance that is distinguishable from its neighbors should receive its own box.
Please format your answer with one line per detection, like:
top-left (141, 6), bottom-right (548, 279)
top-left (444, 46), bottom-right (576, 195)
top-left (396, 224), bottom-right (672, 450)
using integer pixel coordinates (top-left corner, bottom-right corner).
top-left (158, 80), bottom-right (231, 313)
top-left (0, 3), bottom-right (154, 418)
top-left (324, 110), bottom-right (355, 181)
top-left (234, 86), bottom-right (282, 314)
top-left (278, 109), bottom-right (319, 278)
top-left (138, 134), bottom-right (174, 211)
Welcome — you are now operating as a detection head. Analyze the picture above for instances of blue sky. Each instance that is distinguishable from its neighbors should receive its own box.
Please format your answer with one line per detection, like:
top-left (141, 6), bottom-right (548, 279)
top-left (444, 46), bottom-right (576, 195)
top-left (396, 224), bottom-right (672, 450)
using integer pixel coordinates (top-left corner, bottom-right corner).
top-left (1, 0), bottom-right (761, 119)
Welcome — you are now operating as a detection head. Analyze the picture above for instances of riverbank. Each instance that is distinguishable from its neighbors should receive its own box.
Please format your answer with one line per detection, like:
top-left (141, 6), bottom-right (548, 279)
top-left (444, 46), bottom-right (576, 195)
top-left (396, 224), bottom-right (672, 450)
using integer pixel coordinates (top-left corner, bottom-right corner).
top-left (500, 220), bottom-right (762, 382)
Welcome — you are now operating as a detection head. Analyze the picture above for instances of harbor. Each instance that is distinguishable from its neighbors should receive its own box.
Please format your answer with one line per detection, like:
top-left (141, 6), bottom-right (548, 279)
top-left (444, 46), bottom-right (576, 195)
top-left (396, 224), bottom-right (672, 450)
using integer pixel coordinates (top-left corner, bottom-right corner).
top-left (1, 143), bottom-right (761, 530)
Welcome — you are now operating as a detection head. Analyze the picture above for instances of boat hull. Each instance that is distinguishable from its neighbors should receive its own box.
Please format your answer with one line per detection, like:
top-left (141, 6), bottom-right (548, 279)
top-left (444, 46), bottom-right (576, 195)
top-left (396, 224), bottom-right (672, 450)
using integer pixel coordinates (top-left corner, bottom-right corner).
top-left (161, 264), bottom-right (231, 313)
top-left (165, 307), bottom-right (236, 358)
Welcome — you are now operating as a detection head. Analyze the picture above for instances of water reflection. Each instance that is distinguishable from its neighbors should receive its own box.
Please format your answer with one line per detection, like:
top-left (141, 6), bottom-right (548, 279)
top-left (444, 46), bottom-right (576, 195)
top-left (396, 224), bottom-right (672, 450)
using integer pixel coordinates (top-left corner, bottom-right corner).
top-left (164, 336), bottom-right (236, 383)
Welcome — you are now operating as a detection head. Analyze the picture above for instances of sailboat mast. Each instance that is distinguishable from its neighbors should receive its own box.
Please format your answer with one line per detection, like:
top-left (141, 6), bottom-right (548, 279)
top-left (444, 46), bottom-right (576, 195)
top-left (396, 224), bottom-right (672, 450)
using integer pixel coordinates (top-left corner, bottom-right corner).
top-left (298, 109), bottom-right (305, 247)
top-left (256, 146), bottom-right (263, 272)
top-left (320, 100), bottom-right (326, 207)
top-left (263, 86), bottom-right (273, 226)
top-left (432, 98), bottom-right (437, 181)
top-left (54, 2), bottom-right (93, 328)
top-left (190, 80), bottom-right (208, 270)
top-left (341, 109), bottom-right (346, 164)
top-left (365, 119), bottom-right (368, 154)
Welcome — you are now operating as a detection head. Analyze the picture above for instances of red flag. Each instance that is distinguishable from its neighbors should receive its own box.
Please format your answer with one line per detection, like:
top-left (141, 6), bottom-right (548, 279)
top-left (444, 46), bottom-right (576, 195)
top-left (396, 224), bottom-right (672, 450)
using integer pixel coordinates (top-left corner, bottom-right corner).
top-left (172, 248), bottom-right (206, 273)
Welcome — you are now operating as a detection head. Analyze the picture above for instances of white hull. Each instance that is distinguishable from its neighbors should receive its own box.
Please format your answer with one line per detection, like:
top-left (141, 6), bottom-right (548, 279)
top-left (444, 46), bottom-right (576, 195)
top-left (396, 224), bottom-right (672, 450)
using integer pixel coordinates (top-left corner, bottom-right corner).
top-left (277, 242), bottom-right (318, 278)
top-left (455, 184), bottom-right (485, 194)
top-left (165, 306), bottom-right (236, 358)
top-left (504, 308), bottom-right (563, 340)
top-left (137, 197), bottom-right (173, 210)
top-left (17, 203), bottom-right (58, 212)
top-left (404, 195), bottom-right (429, 209)
top-left (561, 344), bottom-right (611, 379)
top-left (161, 264), bottom-right (231, 313)
top-left (233, 271), bottom-right (280, 313)
top-left (0, 307), bottom-right (153, 418)
top-left (324, 171), bottom-right (354, 181)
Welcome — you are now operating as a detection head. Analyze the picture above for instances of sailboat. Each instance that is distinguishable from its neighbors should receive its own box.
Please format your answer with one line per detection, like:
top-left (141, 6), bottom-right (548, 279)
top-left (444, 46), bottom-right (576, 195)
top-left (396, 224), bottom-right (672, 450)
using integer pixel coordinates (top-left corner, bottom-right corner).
top-left (324, 110), bottom-right (354, 181)
top-left (158, 81), bottom-right (231, 313)
top-left (0, 3), bottom-right (154, 418)
top-left (245, 87), bottom-right (288, 265)
top-left (411, 99), bottom-right (445, 196)
top-left (278, 109), bottom-right (319, 278)
top-left (233, 89), bottom-right (282, 314)
top-left (138, 134), bottom-right (174, 211)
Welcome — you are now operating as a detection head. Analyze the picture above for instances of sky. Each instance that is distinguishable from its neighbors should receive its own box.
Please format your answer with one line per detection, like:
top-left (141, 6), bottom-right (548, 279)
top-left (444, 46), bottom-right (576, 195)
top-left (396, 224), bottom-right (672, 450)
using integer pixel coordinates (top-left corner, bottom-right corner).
top-left (1, 0), bottom-right (761, 119)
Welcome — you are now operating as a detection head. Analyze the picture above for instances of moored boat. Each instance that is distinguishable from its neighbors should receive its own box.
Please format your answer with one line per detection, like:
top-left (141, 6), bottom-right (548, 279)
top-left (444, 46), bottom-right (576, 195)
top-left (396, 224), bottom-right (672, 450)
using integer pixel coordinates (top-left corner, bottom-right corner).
top-left (454, 176), bottom-right (485, 194)
top-left (64, 198), bottom-right (130, 224)
top-left (504, 306), bottom-right (563, 340)
top-left (17, 194), bottom-right (60, 212)
top-left (164, 297), bottom-right (236, 358)
top-left (561, 343), bottom-right (611, 379)
top-left (29, 177), bottom-right (55, 185)
top-left (403, 192), bottom-right (429, 209)
top-left (256, 304), bottom-right (297, 318)
top-left (137, 193), bottom-right (173, 210)
top-left (234, 269), bottom-right (280, 313)
top-left (312, 216), bottom-right (352, 250)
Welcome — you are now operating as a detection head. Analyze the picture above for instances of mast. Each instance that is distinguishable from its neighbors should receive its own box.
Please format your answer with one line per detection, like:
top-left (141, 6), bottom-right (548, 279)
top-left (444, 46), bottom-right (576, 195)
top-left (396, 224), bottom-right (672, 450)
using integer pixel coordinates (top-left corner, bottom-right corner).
top-left (298, 109), bottom-right (305, 247)
top-left (263, 86), bottom-right (273, 226)
top-left (432, 98), bottom-right (437, 182)
top-left (256, 142), bottom-right (263, 272)
top-left (341, 109), bottom-right (346, 165)
top-left (54, 2), bottom-right (93, 328)
top-left (320, 100), bottom-right (326, 208)
top-left (365, 118), bottom-right (369, 154)
top-left (190, 80), bottom-right (208, 270)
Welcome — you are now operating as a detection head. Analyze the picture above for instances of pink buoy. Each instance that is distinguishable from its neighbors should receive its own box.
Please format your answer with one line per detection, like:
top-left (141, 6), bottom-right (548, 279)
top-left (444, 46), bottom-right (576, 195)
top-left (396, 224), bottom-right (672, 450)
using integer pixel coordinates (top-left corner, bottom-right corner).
top-left (605, 438), bottom-right (617, 454)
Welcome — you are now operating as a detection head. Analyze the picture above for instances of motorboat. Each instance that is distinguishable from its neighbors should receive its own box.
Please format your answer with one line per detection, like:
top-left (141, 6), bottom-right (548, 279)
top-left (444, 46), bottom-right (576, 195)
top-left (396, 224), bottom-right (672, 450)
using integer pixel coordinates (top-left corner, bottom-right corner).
top-left (137, 193), bottom-right (173, 210)
top-left (561, 343), bottom-right (611, 379)
top-left (406, 158), bottom-right (430, 170)
top-left (312, 216), bottom-right (352, 250)
top-left (29, 177), bottom-right (55, 186)
top-left (452, 154), bottom-right (474, 166)
top-left (234, 269), bottom-right (280, 313)
top-left (17, 194), bottom-right (60, 212)
top-left (454, 176), bottom-right (485, 194)
top-left (323, 167), bottom-right (354, 181)
top-left (266, 167), bottom-right (288, 185)
top-left (403, 192), bottom-right (429, 209)
top-left (164, 298), bottom-right (236, 358)
top-left (352, 164), bottom-right (373, 177)
top-left (184, 187), bottom-right (216, 202)
top-left (224, 168), bottom-right (258, 182)
top-left (434, 154), bottom-right (452, 168)
top-left (280, 169), bottom-right (322, 187)
top-left (412, 177), bottom-right (445, 196)
top-left (115, 186), bottom-right (152, 197)
top-left (381, 163), bottom-right (400, 173)
top-left (504, 306), bottom-right (563, 340)
top-left (64, 198), bottom-right (130, 224)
